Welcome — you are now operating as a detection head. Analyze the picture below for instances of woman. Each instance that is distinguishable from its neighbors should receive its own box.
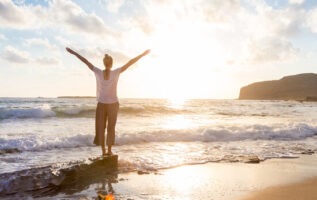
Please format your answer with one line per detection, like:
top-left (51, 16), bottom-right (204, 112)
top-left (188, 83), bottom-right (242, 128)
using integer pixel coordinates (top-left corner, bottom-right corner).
top-left (66, 47), bottom-right (150, 156)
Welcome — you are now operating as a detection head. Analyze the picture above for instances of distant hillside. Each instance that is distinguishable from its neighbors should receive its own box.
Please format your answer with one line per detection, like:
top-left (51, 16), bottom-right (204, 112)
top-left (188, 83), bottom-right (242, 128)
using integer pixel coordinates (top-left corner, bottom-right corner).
top-left (239, 73), bottom-right (317, 100)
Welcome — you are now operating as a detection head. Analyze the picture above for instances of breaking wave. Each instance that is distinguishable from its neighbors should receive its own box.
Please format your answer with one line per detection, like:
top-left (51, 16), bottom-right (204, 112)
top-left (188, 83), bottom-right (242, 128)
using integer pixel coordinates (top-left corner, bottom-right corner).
top-left (0, 105), bottom-right (191, 120)
top-left (1, 123), bottom-right (316, 153)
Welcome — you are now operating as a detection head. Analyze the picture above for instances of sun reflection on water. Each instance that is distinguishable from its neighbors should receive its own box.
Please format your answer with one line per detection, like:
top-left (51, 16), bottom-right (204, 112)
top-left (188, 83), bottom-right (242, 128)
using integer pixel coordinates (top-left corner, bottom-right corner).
top-left (163, 115), bottom-right (192, 130)
top-left (162, 165), bottom-right (207, 199)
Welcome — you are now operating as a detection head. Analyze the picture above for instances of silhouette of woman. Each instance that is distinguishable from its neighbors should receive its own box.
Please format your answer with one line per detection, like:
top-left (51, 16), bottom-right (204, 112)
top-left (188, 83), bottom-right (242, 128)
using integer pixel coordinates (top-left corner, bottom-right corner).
top-left (66, 47), bottom-right (150, 156)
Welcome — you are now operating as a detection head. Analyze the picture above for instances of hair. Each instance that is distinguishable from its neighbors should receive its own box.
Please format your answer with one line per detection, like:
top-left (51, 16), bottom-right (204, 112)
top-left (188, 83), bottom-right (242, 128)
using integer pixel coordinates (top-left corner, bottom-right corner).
top-left (103, 54), bottom-right (113, 80)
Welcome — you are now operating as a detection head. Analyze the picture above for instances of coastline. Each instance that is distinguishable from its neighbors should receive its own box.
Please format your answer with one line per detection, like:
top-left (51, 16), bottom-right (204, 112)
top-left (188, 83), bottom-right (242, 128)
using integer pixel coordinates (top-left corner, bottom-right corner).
top-left (10, 154), bottom-right (315, 200)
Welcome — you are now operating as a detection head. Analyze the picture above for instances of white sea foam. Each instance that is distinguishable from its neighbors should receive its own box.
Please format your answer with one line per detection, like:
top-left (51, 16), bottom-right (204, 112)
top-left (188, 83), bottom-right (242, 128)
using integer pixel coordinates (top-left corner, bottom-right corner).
top-left (0, 106), bottom-right (95, 119)
top-left (1, 123), bottom-right (316, 152)
top-left (0, 108), bottom-right (56, 119)
top-left (0, 134), bottom-right (94, 151)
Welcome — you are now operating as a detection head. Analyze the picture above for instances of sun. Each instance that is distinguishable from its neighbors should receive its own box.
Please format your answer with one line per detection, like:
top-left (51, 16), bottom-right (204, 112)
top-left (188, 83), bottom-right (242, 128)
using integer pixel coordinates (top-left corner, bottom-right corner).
top-left (134, 12), bottom-right (231, 99)
top-left (168, 96), bottom-right (186, 107)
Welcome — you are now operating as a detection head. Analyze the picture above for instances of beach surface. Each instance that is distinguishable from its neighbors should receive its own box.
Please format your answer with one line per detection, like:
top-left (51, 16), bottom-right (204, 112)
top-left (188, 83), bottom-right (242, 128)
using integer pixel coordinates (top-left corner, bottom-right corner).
top-left (12, 154), bottom-right (314, 200)
top-left (240, 177), bottom-right (317, 200)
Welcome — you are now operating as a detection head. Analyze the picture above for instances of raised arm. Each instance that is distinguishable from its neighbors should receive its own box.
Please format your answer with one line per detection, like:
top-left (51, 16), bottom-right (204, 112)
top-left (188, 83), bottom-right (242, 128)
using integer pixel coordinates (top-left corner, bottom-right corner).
top-left (66, 47), bottom-right (94, 71)
top-left (120, 49), bottom-right (150, 73)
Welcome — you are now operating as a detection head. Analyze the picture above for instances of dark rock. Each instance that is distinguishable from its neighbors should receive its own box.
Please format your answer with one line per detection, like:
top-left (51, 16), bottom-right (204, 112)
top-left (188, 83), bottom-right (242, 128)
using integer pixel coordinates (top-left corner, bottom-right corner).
top-left (0, 148), bottom-right (21, 155)
top-left (301, 149), bottom-right (315, 155)
top-left (137, 170), bottom-right (150, 175)
top-left (243, 156), bottom-right (261, 164)
top-left (239, 73), bottom-right (317, 100)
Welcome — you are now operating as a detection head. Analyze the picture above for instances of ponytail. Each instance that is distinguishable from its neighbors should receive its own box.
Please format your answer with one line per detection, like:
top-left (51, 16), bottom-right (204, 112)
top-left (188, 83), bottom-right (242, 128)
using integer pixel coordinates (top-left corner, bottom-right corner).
top-left (103, 54), bottom-right (113, 80)
top-left (105, 68), bottom-right (110, 80)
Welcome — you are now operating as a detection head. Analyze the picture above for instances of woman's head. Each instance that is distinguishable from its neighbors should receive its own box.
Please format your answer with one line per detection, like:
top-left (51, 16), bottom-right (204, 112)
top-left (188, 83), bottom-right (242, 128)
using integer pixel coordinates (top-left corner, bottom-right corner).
top-left (103, 54), bottom-right (113, 69)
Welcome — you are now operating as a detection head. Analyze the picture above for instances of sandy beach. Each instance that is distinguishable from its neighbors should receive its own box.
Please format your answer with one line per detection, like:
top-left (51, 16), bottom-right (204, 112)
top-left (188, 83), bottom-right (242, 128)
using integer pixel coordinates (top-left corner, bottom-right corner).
top-left (10, 154), bottom-right (313, 200)
top-left (240, 177), bottom-right (317, 200)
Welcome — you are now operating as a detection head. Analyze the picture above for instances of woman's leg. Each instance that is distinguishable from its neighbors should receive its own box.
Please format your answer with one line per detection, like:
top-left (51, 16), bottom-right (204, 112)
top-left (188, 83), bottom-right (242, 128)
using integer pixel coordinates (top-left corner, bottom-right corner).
top-left (106, 102), bottom-right (119, 154)
top-left (94, 103), bottom-right (107, 155)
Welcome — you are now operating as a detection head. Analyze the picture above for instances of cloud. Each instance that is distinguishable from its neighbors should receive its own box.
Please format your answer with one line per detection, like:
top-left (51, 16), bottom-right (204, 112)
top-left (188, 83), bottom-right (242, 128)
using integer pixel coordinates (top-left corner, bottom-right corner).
top-left (0, 0), bottom-right (37, 29)
top-left (289, 0), bottom-right (305, 5)
top-left (1, 45), bottom-right (60, 66)
top-left (1, 45), bottom-right (30, 63)
top-left (24, 38), bottom-right (58, 50)
top-left (0, 0), bottom-right (114, 37)
top-left (134, 0), bottom-right (303, 65)
top-left (105, 0), bottom-right (125, 13)
top-left (0, 0), bottom-right (309, 67)
top-left (306, 7), bottom-right (317, 33)
top-left (48, 0), bottom-right (109, 35)
top-left (253, 5), bottom-right (304, 38)
top-left (247, 37), bottom-right (299, 64)
top-left (200, 0), bottom-right (304, 64)
top-left (202, 0), bottom-right (242, 23)
top-left (35, 57), bottom-right (60, 65)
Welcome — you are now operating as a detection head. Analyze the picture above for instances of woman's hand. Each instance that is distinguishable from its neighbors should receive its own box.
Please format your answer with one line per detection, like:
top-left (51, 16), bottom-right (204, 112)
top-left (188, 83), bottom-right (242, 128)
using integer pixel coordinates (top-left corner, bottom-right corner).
top-left (142, 49), bottom-right (151, 57)
top-left (66, 47), bottom-right (75, 54)
top-left (65, 47), bottom-right (94, 70)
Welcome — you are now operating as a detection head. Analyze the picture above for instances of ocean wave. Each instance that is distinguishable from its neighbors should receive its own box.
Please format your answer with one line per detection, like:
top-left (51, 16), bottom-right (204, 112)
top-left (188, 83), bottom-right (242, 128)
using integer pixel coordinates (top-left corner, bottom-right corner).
top-left (0, 105), bottom-right (190, 120)
top-left (0, 134), bottom-right (94, 152)
top-left (0, 108), bottom-right (56, 119)
top-left (201, 123), bottom-right (317, 142)
top-left (116, 123), bottom-right (317, 144)
top-left (0, 106), bottom-right (97, 120)
top-left (1, 123), bottom-right (316, 153)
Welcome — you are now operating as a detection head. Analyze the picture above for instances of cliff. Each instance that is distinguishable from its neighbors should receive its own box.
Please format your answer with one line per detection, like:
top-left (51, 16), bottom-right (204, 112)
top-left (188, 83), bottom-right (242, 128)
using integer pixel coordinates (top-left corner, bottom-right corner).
top-left (239, 73), bottom-right (317, 100)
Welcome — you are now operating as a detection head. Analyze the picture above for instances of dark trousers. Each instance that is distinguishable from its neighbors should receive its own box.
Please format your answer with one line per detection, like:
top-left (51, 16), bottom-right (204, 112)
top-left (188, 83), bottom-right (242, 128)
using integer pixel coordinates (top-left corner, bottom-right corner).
top-left (94, 102), bottom-right (119, 146)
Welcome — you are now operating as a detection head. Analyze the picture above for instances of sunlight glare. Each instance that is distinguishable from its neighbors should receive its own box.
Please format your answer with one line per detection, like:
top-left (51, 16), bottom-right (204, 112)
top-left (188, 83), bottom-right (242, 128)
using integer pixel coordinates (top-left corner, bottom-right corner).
top-left (144, 17), bottom-right (228, 99)
top-left (163, 115), bottom-right (192, 130)
top-left (163, 165), bottom-right (205, 198)
top-left (168, 96), bottom-right (186, 108)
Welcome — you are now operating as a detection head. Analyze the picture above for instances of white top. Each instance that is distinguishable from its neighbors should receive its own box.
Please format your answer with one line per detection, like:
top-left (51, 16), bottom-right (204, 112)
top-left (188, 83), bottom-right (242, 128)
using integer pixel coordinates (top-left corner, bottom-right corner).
top-left (93, 66), bottom-right (121, 104)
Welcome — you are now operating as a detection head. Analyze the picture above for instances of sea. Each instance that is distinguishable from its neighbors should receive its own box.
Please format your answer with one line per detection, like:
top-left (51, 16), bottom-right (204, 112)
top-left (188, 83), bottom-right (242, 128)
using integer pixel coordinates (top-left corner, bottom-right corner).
top-left (1, 97), bottom-right (317, 196)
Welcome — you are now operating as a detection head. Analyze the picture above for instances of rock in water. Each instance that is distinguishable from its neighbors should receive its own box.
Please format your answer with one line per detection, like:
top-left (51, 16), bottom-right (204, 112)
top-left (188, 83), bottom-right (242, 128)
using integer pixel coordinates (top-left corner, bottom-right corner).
top-left (243, 156), bottom-right (261, 164)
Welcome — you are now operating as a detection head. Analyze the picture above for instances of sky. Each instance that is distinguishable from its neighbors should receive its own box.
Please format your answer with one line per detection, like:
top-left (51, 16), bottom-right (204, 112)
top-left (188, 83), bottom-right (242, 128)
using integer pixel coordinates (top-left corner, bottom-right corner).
top-left (1, 0), bottom-right (317, 99)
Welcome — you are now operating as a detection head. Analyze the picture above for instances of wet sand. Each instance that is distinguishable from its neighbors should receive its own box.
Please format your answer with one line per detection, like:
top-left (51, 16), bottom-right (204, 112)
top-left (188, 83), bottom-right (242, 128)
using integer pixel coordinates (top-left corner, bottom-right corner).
top-left (48, 154), bottom-right (317, 200)
top-left (240, 177), bottom-right (317, 200)
top-left (3, 155), bottom-right (317, 199)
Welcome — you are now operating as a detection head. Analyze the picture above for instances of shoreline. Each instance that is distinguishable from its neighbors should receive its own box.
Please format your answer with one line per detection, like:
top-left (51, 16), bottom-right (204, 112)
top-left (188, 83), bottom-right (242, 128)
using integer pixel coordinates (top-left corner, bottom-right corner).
top-left (8, 154), bottom-right (314, 200)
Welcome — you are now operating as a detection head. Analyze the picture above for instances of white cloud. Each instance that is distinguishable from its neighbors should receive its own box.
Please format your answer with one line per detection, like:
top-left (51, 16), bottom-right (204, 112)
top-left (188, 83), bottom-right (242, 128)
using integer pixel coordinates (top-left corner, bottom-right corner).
top-left (201, 0), bottom-right (242, 23)
top-left (1, 45), bottom-right (60, 66)
top-left (54, 36), bottom-right (72, 47)
top-left (0, 0), bottom-right (36, 28)
top-left (0, 0), bottom-right (308, 66)
top-left (105, 0), bottom-right (125, 13)
top-left (306, 7), bottom-right (317, 33)
top-left (289, 0), bottom-right (305, 5)
top-left (48, 0), bottom-right (109, 35)
top-left (132, 0), bottom-right (303, 65)
top-left (0, 0), bottom-right (114, 37)
top-left (1, 45), bottom-right (30, 63)
top-left (35, 57), bottom-right (60, 65)
top-left (24, 38), bottom-right (58, 50)
top-left (247, 37), bottom-right (299, 64)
